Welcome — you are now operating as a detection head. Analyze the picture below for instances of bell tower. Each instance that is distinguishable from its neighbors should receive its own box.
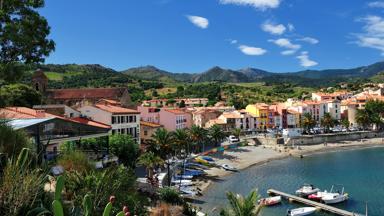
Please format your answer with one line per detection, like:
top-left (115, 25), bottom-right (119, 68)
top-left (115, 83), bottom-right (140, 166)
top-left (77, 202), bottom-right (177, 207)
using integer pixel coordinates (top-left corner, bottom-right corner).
top-left (32, 69), bottom-right (48, 93)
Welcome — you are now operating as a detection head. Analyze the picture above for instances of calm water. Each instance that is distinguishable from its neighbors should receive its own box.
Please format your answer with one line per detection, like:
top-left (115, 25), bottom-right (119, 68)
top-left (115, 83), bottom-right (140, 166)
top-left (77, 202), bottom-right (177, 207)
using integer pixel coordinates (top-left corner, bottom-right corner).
top-left (197, 147), bottom-right (384, 216)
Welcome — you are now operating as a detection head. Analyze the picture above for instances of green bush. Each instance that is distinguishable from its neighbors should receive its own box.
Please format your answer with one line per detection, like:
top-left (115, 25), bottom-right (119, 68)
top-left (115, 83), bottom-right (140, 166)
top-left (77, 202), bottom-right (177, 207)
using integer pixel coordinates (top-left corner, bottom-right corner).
top-left (158, 187), bottom-right (183, 205)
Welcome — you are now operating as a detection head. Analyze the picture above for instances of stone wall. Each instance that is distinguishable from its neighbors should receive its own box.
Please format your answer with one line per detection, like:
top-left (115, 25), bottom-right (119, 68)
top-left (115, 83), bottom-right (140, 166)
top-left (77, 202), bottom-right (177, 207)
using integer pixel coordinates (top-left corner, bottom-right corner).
top-left (285, 131), bottom-right (384, 146)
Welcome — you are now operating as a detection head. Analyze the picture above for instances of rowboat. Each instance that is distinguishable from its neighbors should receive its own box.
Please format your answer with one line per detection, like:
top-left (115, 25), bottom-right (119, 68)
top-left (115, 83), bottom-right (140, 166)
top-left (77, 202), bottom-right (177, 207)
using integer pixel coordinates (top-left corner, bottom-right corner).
top-left (287, 207), bottom-right (317, 216)
top-left (258, 196), bottom-right (281, 206)
top-left (221, 164), bottom-right (238, 172)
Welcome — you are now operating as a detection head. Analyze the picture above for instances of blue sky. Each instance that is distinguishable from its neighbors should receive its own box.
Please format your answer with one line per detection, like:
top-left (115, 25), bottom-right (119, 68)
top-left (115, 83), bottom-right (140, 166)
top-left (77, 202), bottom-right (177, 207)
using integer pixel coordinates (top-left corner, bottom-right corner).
top-left (41, 0), bottom-right (384, 73)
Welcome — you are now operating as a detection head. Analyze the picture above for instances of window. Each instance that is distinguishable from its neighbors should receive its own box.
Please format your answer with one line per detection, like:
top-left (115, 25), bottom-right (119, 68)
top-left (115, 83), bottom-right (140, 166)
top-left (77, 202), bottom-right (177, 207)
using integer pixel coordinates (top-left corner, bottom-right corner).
top-left (144, 130), bottom-right (148, 136)
top-left (129, 116), bottom-right (133, 123)
top-left (112, 129), bottom-right (116, 135)
top-left (112, 116), bottom-right (116, 124)
top-left (121, 116), bottom-right (125, 123)
top-left (134, 116), bottom-right (137, 122)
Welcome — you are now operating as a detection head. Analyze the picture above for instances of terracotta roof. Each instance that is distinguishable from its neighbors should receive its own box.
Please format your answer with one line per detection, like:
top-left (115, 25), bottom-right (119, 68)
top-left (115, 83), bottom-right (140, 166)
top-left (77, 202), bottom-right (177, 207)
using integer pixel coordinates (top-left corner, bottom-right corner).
top-left (94, 104), bottom-right (139, 114)
top-left (47, 88), bottom-right (125, 100)
top-left (32, 69), bottom-right (48, 80)
top-left (0, 107), bottom-right (56, 119)
top-left (98, 99), bottom-right (121, 105)
top-left (164, 109), bottom-right (186, 114)
top-left (207, 119), bottom-right (226, 125)
top-left (140, 121), bottom-right (162, 128)
top-left (70, 117), bottom-right (111, 129)
top-left (222, 112), bottom-right (242, 119)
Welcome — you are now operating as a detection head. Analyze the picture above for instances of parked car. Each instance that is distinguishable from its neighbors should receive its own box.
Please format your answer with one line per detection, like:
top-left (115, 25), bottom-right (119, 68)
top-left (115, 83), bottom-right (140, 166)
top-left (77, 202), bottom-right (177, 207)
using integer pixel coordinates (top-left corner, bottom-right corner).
top-left (228, 135), bottom-right (239, 143)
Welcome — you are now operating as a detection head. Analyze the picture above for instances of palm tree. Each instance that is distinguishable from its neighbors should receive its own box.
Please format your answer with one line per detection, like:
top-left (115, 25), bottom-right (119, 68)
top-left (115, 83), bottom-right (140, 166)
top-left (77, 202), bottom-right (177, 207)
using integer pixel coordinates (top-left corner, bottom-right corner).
top-left (301, 113), bottom-right (316, 133)
top-left (137, 151), bottom-right (164, 179)
top-left (356, 109), bottom-right (371, 130)
top-left (189, 125), bottom-right (208, 153)
top-left (172, 128), bottom-right (190, 156)
top-left (209, 124), bottom-right (226, 147)
top-left (220, 190), bottom-right (263, 216)
top-left (232, 128), bottom-right (242, 139)
top-left (147, 128), bottom-right (174, 159)
top-left (320, 112), bottom-right (335, 133)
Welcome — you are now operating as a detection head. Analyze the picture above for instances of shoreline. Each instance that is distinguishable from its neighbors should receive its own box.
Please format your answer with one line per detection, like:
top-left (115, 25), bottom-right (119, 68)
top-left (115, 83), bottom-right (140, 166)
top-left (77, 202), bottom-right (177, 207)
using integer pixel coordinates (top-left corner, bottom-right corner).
top-left (193, 137), bottom-right (384, 194)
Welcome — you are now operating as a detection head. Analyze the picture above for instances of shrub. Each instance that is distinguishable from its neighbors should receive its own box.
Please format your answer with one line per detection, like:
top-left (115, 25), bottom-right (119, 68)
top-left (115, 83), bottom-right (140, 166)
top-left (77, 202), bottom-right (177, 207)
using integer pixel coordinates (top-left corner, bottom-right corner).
top-left (158, 187), bottom-right (183, 205)
top-left (57, 151), bottom-right (93, 173)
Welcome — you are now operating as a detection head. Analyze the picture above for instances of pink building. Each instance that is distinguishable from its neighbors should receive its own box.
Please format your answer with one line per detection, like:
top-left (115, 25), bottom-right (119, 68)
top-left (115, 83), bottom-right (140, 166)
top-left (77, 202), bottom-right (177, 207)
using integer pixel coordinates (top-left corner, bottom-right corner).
top-left (159, 109), bottom-right (192, 130)
top-left (137, 106), bottom-right (192, 131)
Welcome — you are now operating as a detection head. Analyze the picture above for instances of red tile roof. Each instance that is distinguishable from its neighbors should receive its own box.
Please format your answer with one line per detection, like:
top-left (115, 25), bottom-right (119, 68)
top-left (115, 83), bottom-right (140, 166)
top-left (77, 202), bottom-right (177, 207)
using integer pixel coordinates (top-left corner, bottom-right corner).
top-left (0, 107), bottom-right (56, 119)
top-left (94, 104), bottom-right (139, 114)
top-left (164, 109), bottom-right (186, 114)
top-left (70, 117), bottom-right (111, 129)
top-left (140, 121), bottom-right (162, 128)
top-left (47, 88), bottom-right (125, 100)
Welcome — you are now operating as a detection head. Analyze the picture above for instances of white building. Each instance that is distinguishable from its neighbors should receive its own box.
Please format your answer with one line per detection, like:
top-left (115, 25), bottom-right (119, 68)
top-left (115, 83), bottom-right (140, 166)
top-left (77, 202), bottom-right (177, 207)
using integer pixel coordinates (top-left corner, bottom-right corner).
top-left (78, 103), bottom-right (140, 143)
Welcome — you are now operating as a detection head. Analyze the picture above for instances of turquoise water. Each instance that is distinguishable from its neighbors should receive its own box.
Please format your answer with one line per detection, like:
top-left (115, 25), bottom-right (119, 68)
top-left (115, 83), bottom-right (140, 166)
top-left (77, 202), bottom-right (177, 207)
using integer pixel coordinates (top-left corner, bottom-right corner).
top-left (197, 147), bottom-right (384, 216)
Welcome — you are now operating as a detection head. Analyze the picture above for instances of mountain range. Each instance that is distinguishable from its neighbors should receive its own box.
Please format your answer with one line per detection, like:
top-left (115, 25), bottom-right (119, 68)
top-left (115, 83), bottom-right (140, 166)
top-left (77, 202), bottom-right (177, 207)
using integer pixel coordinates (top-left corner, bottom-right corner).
top-left (121, 61), bottom-right (384, 86)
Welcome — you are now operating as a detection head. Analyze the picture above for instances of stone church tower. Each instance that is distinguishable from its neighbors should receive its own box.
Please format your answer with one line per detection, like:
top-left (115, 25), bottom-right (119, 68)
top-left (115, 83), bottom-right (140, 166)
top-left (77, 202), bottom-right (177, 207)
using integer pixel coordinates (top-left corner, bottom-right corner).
top-left (32, 69), bottom-right (48, 93)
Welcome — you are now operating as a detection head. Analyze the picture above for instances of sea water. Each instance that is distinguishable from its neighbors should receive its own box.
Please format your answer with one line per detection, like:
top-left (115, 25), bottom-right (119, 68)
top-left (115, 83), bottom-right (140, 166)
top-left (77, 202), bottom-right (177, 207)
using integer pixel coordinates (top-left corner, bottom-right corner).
top-left (197, 147), bottom-right (384, 215)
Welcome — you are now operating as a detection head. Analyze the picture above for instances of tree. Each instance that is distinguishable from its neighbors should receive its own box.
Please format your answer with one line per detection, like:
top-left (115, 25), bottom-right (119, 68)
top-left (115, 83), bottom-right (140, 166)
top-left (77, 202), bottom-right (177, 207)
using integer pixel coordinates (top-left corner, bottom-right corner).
top-left (209, 125), bottom-right (226, 147)
top-left (189, 125), bottom-right (208, 152)
top-left (172, 128), bottom-right (190, 156)
top-left (341, 118), bottom-right (350, 130)
top-left (220, 190), bottom-right (263, 216)
top-left (356, 109), bottom-right (371, 129)
top-left (320, 113), bottom-right (335, 133)
top-left (109, 134), bottom-right (140, 168)
top-left (179, 100), bottom-right (186, 108)
top-left (1, 0), bottom-right (55, 81)
top-left (137, 151), bottom-right (164, 179)
top-left (0, 84), bottom-right (41, 107)
top-left (301, 113), bottom-right (316, 133)
top-left (0, 122), bottom-right (30, 158)
top-left (232, 128), bottom-right (242, 139)
top-left (365, 100), bottom-right (384, 130)
top-left (147, 128), bottom-right (174, 159)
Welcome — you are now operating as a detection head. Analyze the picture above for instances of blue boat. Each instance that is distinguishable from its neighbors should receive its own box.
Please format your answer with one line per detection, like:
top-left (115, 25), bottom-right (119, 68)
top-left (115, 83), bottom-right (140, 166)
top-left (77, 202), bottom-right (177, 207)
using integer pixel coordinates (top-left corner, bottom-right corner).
top-left (201, 156), bottom-right (214, 162)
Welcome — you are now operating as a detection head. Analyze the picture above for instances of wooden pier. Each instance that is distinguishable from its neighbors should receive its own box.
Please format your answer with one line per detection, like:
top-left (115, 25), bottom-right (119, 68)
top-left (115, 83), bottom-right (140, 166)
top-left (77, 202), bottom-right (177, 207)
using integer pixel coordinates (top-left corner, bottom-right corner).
top-left (268, 189), bottom-right (362, 216)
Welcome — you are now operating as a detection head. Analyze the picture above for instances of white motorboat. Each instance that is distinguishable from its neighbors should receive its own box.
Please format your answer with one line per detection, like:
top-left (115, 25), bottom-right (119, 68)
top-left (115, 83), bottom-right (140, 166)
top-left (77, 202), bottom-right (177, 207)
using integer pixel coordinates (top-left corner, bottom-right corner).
top-left (320, 186), bottom-right (348, 204)
top-left (221, 164), bottom-right (238, 172)
top-left (258, 196), bottom-right (282, 206)
top-left (287, 207), bottom-right (317, 216)
top-left (308, 191), bottom-right (329, 200)
top-left (295, 184), bottom-right (320, 196)
top-left (322, 193), bottom-right (348, 204)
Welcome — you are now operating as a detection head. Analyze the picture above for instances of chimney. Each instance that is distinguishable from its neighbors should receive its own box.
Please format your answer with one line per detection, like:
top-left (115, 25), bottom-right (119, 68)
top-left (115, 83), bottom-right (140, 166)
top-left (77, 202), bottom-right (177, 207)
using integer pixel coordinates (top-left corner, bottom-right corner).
top-left (35, 110), bottom-right (46, 118)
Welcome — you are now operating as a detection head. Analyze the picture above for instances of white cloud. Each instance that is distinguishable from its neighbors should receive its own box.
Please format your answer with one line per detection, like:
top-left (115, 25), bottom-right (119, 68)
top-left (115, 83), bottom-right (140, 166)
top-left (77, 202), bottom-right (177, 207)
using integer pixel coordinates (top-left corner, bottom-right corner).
top-left (296, 51), bottom-right (318, 67)
top-left (261, 22), bottom-right (286, 35)
top-left (355, 15), bottom-right (384, 54)
top-left (231, 39), bottom-right (238, 44)
top-left (297, 37), bottom-right (319, 44)
top-left (269, 38), bottom-right (301, 50)
top-left (288, 23), bottom-right (295, 32)
top-left (368, 1), bottom-right (384, 8)
top-left (186, 15), bottom-right (209, 29)
top-left (281, 50), bottom-right (297, 55)
top-left (238, 45), bottom-right (267, 55)
top-left (219, 0), bottom-right (281, 10)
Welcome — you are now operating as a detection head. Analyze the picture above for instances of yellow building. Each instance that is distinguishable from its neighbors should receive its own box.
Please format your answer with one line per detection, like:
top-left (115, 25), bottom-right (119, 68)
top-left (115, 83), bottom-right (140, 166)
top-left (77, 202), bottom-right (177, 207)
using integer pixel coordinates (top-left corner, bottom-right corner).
top-left (246, 103), bottom-right (269, 130)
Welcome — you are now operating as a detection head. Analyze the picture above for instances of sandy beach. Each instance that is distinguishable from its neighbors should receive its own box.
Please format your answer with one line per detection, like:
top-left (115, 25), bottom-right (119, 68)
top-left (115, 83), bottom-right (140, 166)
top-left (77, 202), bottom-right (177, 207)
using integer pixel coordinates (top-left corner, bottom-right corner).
top-left (194, 137), bottom-right (384, 193)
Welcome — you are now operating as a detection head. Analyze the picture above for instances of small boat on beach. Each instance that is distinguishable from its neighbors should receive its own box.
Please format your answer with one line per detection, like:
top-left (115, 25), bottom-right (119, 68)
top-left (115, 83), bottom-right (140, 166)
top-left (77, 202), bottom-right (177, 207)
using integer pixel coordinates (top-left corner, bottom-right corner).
top-left (171, 179), bottom-right (192, 185)
top-left (287, 207), bottom-right (317, 216)
top-left (221, 164), bottom-right (238, 172)
top-left (173, 174), bottom-right (194, 179)
top-left (258, 196), bottom-right (281, 206)
top-left (295, 184), bottom-right (320, 196)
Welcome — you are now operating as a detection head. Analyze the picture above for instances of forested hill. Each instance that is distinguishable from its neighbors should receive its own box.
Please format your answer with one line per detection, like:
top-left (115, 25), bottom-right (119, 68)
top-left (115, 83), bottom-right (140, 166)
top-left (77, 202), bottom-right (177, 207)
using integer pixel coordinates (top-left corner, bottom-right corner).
top-left (20, 61), bottom-right (384, 88)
